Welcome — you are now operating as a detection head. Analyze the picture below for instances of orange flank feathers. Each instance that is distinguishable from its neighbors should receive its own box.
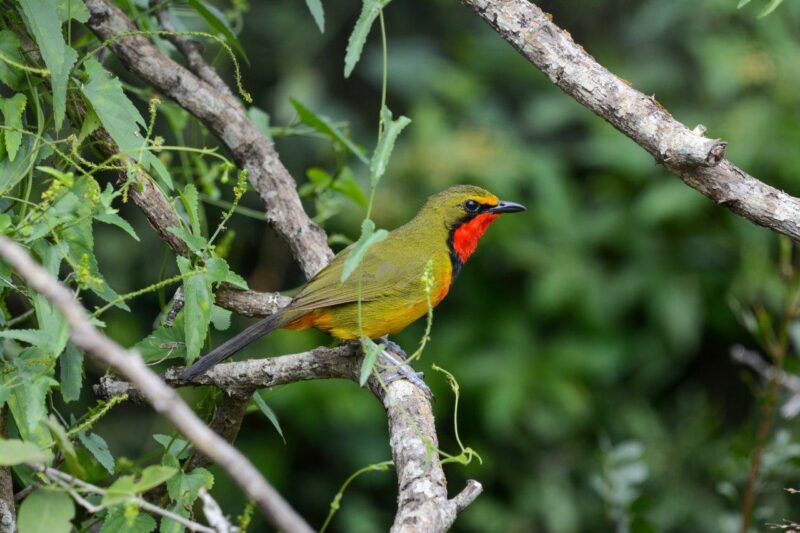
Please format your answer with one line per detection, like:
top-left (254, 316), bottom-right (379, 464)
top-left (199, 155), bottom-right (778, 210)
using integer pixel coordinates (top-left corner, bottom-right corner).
top-left (452, 213), bottom-right (500, 263)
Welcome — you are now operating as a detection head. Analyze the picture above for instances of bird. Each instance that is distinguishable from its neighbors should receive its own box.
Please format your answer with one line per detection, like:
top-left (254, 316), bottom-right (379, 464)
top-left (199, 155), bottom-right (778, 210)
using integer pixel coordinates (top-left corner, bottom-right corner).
top-left (179, 185), bottom-right (525, 381)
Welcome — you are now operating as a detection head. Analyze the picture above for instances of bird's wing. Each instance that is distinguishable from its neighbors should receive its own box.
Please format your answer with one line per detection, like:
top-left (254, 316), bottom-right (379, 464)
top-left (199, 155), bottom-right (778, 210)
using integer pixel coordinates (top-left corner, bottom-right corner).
top-left (287, 237), bottom-right (431, 312)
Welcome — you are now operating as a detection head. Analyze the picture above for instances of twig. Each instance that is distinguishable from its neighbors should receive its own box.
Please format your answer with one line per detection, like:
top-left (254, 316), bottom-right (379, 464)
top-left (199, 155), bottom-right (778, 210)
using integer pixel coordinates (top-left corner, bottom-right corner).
top-left (35, 465), bottom-right (216, 533)
top-left (461, 0), bottom-right (800, 242)
top-left (198, 487), bottom-right (238, 533)
top-left (148, 0), bottom-right (239, 105)
top-left (0, 235), bottom-right (312, 533)
top-left (84, 0), bottom-right (333, 279)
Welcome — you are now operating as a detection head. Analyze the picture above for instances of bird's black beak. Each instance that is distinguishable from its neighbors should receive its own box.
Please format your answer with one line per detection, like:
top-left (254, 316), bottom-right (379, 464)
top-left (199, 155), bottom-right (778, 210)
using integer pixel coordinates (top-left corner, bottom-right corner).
top-left (489, 200), bottom-right (526, 214)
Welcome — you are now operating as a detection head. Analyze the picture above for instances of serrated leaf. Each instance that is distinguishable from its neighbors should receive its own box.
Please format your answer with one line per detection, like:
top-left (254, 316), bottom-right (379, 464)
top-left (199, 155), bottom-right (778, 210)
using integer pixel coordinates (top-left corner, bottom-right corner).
top-left (78, 431), bottom-right (114, 474)
top-left (18, 0), bottom-right (77, 129)
top-left (205, 256), bottom-right (248, 289)
top-left (167, 464), bottom-right (213, 503)
top-left (81, 58), bottom-right (146, 161)
top-left (135, 322), bottom-right (187, 363)
top-left (178, 257), bottom-right (212, 364)
top-left (0, 93), bottom-right (26, 161)
top-left (0, 136), bottom-right (43, 194)
top-left (305, 0), bottom-right (325, 32)
top-left (101, 506), bottom-right (156, 533)
top-left (95, 211), bottom-right (140, 241)
top-left (56, 0), bottom-right (90, 22)
top-left (291, 99), bottom-right (367, 163)
top-left (17, 489), bottom-right (75, 533)
top-left (0, 438), bottom-right (52, 465)
top-left (341, 219), bottom-right (388, 282)
top-left (180, 183), bottom-right (201, 236)
top-left (167, 226), bottom-right (207, 252)
top-left (7, 372), bottom-right (57, 446)
top-left (153, 434), bottom-right (191, 460)
top-left (344, 0), bottom-right (392, 78)
top-left (253, 393), bottom-right (285, 442)
top-left (370, 107), bottom-right (410, 187)
top-left (44, 415), bottom-right (84, 477)
top-left (0, 328), bottom-right (49, 346)
top-left (60, 342), bottom-right (83, 403)
top-left (186, 0), bottom-right (248, 63)
top-left (359, 338), bottom-right (383, 386)
top-left (0, 30), bottom-right (24, 90)
top-left (134, 465), bottom-right (178, 492)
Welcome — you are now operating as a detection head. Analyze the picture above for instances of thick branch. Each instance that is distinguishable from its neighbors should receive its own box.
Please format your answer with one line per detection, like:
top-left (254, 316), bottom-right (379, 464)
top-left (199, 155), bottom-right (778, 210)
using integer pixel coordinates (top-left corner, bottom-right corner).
top-left (462, 0), bottom-right (800, 241)
top-left (84, 0), bottom-right (333, 278)
top-left (0, 235), bottom-right (312, 533)
top-left (0, 407), bottom-right (15, 533)
top-left (100, 345), bottom-right (484, 531)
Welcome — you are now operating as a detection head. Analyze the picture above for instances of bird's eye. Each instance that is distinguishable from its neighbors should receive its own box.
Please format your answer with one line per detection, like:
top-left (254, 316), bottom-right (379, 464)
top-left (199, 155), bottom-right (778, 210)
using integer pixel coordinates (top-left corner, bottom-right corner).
top-left (464, 200), bottom-right (480, 213)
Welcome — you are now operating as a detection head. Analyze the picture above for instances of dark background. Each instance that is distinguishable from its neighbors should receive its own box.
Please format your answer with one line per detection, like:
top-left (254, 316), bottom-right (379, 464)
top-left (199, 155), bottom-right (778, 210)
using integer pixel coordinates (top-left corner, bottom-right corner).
top-left (88, 0), bottom-right (800, 530)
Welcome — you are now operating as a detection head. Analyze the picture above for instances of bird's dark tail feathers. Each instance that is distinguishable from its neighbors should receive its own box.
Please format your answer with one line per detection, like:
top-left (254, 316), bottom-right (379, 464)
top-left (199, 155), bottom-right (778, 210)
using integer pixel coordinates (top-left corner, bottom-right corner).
top-left (178, 310), bottom-right (286, 381)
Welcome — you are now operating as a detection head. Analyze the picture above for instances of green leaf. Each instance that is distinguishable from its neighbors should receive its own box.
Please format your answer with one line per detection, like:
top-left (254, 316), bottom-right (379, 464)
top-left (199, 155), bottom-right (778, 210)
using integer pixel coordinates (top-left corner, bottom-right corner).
top-left (18, 0), bottom-right (77, 129)
top-left (134, 465), bottom-right (178, 492)
top-left (167, 226), bottom-right (207, 252)
top-left (186, 0), bottom-right (249, 63)
top-left (153, 434), bottom-right (191, 460)
top-left (7, 373), bottom-right (57, 446)
top-left (0, 438), bottom-right (52, 465)
top-left (737, 0), bottom-right (751, 6)
top-left (340, 219), bottom-right (388, 282)
top-left (0, 93), bottom-right (26, 161)
top-left (95, 212), bottom-right (140, 241)
top-left (0, 328), bottom-right (49, 346)
top-left (135, 322), bottom-right (187, 363)
top-left (290, 99), bottom-right (368, 164)
top-left (247, 106), bottom-right (272, 140)
top-left (160, 502), bottom-right (190, 533)
top-left (370, 107), bottom-right (411, 187)
top-left (0, 30), bottom-right (24, 90)
top-left (758, 0), bottom-right (784, 17)
top-left (253, 393), bottom-right (285, 442)
top-left (305, 0), bottom-right (325, 32)
top-left (60, 342), bottom-right (83, 403)
top-left (17, 489), bottom-right (75, 533)
top-left (181, 183), bottom-right (201, 236)
top-left (178, 256), bottom-right (212, 364)
top-left (56, 0), bottom-right (90, 23)
top-left (344, 0), bottom-right (392, 78)
top-left (44, 415), bottom-right (84, 477)
top-left (101, 506), bottom-right (156, 533)
top-left (166, 461), bottom-right (213, 503)
top-left (0, 136), bottom-right (43, 195)
top-left (332, 167), bottom-right (368, 207)
top-left (211, 304), bottom-right (231, 331)
top-left (77, 431), bottom-right (115, 474)
top-left (359, 338), bottom-right (383, 386)
top-left (205, 256), bottom-right (248, 289)
top-left (81, 58), bottom-right (147, 161)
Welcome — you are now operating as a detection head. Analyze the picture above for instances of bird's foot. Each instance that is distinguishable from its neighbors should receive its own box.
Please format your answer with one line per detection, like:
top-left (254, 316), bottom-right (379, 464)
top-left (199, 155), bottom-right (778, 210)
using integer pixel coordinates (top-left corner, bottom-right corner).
top-left (378, 348), bottom-right (434, 400)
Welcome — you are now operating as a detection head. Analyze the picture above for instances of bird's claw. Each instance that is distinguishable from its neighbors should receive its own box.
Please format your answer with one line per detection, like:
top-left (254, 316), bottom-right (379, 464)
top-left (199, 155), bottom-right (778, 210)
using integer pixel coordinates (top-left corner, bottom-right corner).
top-left (378, 348), bottom-right (434, 400)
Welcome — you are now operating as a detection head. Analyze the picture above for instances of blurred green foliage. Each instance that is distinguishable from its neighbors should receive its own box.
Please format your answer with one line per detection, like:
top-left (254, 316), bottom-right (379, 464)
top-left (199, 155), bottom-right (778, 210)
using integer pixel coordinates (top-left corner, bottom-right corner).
top-left (3, 0), bottom-right (800, 531)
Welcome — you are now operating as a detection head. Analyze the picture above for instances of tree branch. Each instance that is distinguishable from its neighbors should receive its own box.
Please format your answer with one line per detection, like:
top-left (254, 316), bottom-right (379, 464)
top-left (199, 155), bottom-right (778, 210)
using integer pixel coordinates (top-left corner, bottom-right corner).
top-left (0, 407), bottom-right (15, 533)
top-left (462, 0), bottom-right (800, 241)
top-left (0, 235), bottom-right (312, 533)
top-left (84, 0), bottom-right (333, 278)
top-left (79, 1), bottom-right (482, 528)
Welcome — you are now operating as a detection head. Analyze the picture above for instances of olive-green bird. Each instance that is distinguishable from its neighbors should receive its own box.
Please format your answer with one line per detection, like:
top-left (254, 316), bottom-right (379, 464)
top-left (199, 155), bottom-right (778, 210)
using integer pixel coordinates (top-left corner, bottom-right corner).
top-left (179, 185), bottom-right (525, 380)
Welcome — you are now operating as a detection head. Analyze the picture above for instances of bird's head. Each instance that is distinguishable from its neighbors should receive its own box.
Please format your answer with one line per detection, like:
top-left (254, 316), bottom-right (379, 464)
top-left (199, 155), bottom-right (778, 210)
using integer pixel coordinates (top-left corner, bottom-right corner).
top-left (424, 185), bottom-right (526, 264)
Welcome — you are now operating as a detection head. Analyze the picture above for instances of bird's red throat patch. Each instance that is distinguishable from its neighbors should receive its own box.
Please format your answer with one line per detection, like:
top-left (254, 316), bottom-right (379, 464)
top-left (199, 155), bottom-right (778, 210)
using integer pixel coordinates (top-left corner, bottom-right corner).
top-left (452, 213), bottom-right (500, 263)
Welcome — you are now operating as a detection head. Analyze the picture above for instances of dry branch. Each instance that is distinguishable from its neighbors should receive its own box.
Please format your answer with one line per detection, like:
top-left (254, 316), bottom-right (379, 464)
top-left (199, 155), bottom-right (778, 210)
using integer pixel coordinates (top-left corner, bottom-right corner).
top-left (462, 0), bottom-right (800, 241)
top-left (0, 235), bottom-right (312, 533)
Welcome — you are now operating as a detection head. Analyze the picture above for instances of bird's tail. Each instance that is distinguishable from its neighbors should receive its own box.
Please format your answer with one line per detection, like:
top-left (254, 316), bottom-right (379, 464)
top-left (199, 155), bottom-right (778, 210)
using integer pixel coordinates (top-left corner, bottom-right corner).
top-left (178, 310), bottom-right (286, 381)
